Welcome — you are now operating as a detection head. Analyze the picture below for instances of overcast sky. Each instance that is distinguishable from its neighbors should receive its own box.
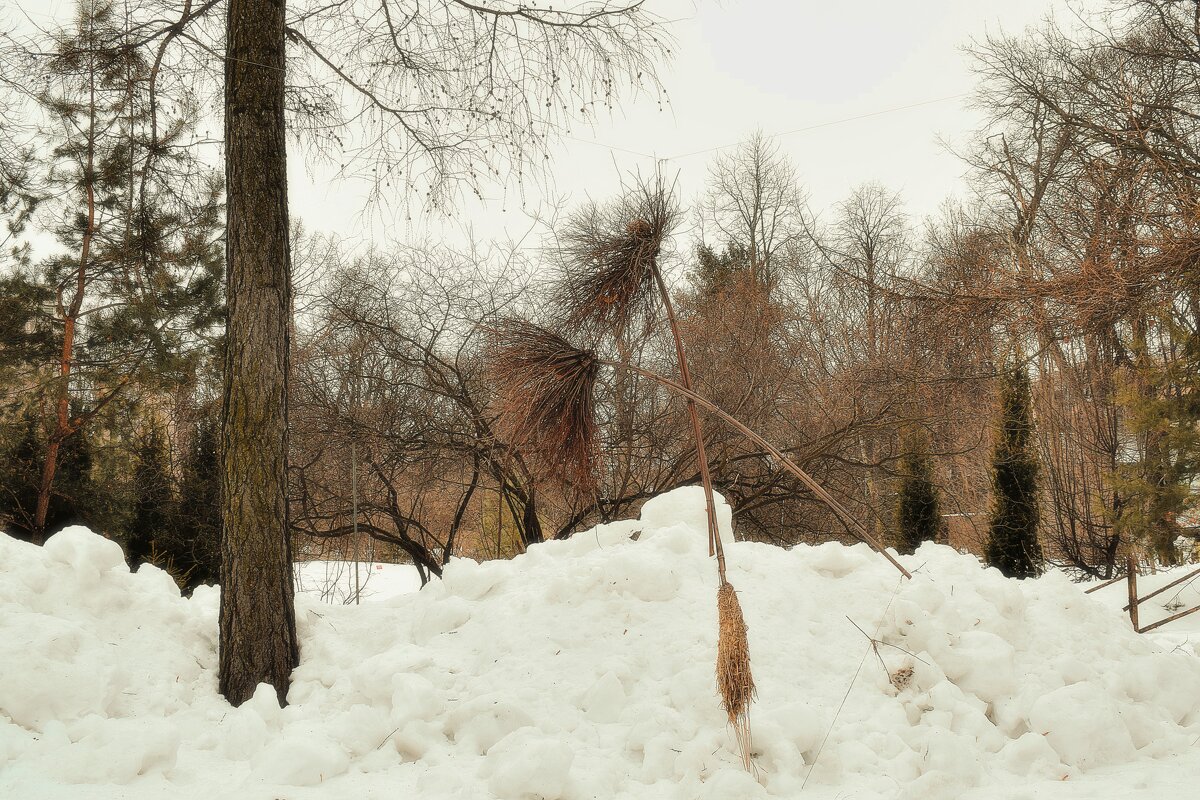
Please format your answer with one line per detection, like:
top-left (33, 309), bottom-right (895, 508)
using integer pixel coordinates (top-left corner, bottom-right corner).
top-left (288, 0), bottom-right (1069, 252)
top-left (14, 0), bottom-right (1071, 252)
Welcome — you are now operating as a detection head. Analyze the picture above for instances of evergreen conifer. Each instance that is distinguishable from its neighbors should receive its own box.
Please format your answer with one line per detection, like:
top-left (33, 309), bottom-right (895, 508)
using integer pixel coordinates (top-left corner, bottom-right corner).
top-left (894, 433), bottom-right (941, 554)
top-left (985, 366), bottom-right (1044, 578)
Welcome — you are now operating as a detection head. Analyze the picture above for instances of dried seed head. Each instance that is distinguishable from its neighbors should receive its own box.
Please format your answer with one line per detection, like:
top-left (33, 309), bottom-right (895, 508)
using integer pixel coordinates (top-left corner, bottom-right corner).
top-left (626, 218), bottom-right (652, 236)
top-left (890, 665), bottom-right (914, 691)
top-left (556, 182), bottom-right (677, 337)
top-left (486, 319), bottom-right (600, 490)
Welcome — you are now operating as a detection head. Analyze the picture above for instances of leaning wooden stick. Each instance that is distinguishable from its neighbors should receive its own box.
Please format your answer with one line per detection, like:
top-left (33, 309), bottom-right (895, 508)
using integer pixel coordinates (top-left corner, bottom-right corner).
top-left (609, 360), bottom-right (913, 580)
top-left (1122, 564), bottom-right (1200, 611)
top-left (643, 220), bottom-right (750, 766)
top-left (1138, 603), bottom-right (1200, 633)
top-left (651, 262), bottom-right (725, 572)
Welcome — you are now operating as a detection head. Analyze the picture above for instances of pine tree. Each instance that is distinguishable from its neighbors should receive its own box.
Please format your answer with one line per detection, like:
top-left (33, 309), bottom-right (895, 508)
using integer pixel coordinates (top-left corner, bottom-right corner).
top-left (1113, 322), bottom-right (1200, 565)
top-left (985, 366), bottom-right (1044, 578)
top-left (1, 2), bottom-right (223, 544)
top-left (0, 409), bottom-right (43, 538)
top-left (0, 405), bottom-right (96, 539)
top-left (171, 414), bottom-right (221, 591)
top-left (219, 0), bottom-right (300, 707)
top-left (45, 415), bottom-right (95, 533)
top-left (126, 425), bottom-right (172, 570)
top-left (894, 433), bottom-right (941, 555)
top-left (693, 242), bottom-right (751, 296)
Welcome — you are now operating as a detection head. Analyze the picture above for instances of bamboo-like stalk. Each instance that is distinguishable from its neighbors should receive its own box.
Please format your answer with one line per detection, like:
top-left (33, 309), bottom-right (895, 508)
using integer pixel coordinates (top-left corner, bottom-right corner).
top-left (649, 263), bottom-right (726, 576)
top-left (647, 247), bottom-right (752, 770)
top-left (609, 360), bottom-right (913, 579)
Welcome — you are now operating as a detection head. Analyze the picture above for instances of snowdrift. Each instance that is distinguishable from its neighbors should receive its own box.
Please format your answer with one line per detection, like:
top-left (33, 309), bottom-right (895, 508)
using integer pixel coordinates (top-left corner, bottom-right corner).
top-left (2, 487), bottom-right (1200, 800)
top-left (1084, 564), bottom-right (1200, 648)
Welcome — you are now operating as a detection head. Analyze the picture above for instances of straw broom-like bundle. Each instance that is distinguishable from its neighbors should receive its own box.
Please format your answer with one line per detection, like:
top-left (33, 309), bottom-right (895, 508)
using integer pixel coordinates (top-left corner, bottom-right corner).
top-left (492, 179), bottom-right (761, 770)
top-left (717, 580), bottom-right (755, 769)
top-left (487, 310), bottom-right (913, 772)
top-left (555, 182), bottom-right (676, 338)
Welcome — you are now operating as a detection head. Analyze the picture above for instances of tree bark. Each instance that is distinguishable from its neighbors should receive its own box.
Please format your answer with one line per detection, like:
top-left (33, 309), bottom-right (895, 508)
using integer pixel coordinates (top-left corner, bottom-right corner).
top-left (219, 0), bottom-right (299, 707)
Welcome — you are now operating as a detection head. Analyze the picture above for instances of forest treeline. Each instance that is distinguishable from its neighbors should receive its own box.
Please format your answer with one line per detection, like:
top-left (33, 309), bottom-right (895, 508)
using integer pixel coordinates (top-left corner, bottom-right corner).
top-left (2, 0), bottom-right (1198, 588)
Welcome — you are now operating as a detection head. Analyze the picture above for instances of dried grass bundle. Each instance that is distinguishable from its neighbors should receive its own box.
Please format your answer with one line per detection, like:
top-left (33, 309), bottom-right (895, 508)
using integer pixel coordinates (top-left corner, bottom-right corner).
top-left (486, 319), bottom-right (600, 489)
top-left (556, 183), bottom-right (678, 336)
top-left (717, 580), bottom-right (755, 770)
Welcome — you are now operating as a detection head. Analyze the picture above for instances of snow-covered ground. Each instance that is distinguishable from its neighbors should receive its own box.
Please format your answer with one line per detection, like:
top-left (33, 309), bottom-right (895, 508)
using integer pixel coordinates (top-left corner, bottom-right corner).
top-left (1088, 566), bottom-right (1200, 634)
top-left (1083, 563), bottom-right (1200, 655)
top-left (3, 487), bottom-right (1200, 799)
top-left (294, 558), bottom-right (423, 604)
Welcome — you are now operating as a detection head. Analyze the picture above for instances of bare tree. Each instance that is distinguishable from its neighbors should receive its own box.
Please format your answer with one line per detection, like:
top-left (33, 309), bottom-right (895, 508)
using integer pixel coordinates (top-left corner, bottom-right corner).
top-left (962, 1), bottom-right (1200, 571)
top-left (698, 132), bottom-right (808, 294)
top-left (290, 241), bottom-right (557, 582)
top-left (207, 0), bottom-right (673, 706)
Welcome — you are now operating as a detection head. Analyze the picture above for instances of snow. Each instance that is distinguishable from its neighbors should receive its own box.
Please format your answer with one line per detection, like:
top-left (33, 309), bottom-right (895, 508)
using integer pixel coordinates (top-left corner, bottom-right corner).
top-left (2, 487), bottom-right (1200, 799)
top-left (1082, 564), bottom-right (1200, 656)
top-left (294, 558), bottom-right (424, 604)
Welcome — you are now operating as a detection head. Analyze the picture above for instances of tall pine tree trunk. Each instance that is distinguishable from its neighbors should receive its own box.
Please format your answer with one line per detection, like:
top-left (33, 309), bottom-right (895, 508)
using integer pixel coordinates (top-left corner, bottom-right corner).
top-left (219, 0), bottom-right (299, 707)
top-left (33, 66), bottom-right (97, 546)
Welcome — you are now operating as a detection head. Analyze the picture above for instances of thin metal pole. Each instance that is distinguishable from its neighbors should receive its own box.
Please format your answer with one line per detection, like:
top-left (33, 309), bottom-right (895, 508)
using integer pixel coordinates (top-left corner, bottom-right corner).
top-left (352, 438), bottom-right (360, 605)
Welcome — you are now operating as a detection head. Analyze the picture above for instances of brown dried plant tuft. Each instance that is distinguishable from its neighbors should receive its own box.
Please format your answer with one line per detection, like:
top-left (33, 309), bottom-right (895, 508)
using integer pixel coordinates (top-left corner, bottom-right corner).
top-left (556, 181), bottom-right (678, 336)
top-left (486, 319), bottom-right (600, 490)
top-left (717, 580), bottom-right (755, 770)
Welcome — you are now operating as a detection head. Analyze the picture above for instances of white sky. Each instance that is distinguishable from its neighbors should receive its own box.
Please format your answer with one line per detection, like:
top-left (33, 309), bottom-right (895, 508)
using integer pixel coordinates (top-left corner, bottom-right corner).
top-left (11, 0), bottom-right (1072, 252)
top-left (290, 0), bottom-right (1069, 251)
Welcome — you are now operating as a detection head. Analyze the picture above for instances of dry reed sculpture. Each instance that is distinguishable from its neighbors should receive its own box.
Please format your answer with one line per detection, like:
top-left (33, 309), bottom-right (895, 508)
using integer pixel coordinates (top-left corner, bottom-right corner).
top-left (488, 181), bottom-right (910, 773)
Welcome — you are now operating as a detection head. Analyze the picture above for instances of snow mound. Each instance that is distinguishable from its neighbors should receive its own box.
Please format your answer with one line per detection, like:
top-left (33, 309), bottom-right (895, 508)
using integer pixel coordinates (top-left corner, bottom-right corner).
top-left (2, 489), bottom-right (1200, 800)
